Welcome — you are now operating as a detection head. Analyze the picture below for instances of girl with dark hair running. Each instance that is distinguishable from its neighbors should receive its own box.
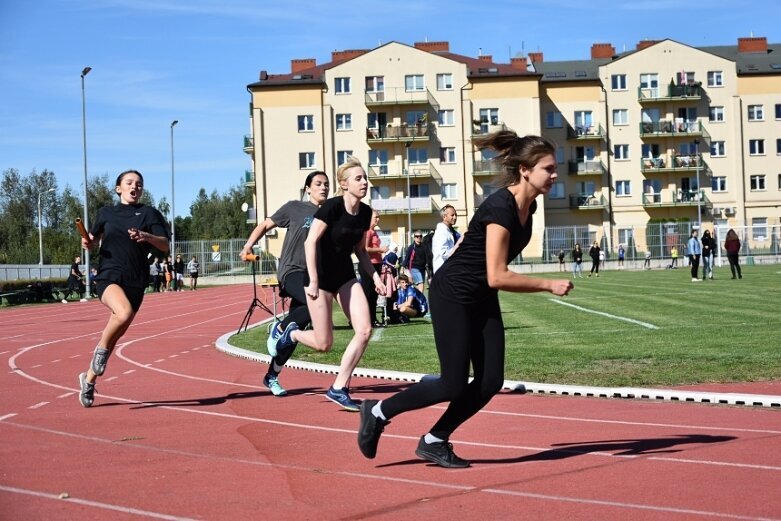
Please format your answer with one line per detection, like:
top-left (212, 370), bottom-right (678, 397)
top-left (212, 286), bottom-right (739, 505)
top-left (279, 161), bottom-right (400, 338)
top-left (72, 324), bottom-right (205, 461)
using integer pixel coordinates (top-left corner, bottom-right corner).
top-left (78, 170), bottom-right (170, 407)
top-left (239, 171), bottom-right (330, 396)
top-left (357, 131), bottom-right (573, 467)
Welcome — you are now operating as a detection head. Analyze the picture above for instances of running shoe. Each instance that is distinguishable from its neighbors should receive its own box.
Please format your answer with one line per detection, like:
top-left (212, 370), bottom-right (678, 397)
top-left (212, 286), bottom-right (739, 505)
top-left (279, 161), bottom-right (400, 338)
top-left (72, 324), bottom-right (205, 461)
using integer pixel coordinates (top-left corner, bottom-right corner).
top-left (78, 372), bottom-right (95, 408)
top-left (90, 347), bottom-right (110, 376)
top-left (266, 322), bottom-right (282, 357)
top-left (358, 399), bottom-right (389, 458)
top-left (325, 386), bottom-right (360, 412)
top-left (263, 373), bottom-right (288, 397)
top-left (275, 322), bottom-right (299, 360)
top-left (415, 436), bottom-right (471, 468)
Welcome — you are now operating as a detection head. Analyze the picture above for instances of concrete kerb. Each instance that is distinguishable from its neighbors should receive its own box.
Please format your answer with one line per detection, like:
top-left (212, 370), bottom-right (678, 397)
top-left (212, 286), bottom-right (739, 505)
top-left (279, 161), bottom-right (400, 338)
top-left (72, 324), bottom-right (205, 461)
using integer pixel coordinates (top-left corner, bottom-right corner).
top-left (214, 318), bottom-right (781, 409)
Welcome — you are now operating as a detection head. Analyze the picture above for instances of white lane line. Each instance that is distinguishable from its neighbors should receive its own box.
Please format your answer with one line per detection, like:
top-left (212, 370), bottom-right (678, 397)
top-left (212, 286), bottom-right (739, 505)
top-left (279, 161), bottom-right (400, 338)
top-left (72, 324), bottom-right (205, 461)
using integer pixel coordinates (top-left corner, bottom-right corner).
top-left (104, 376), bottom-right (118, 382)
top-left (31, 364), bottom-right (41, 368)
top-left (154, 359), bottom-right (166, 363)
top-left (57, 393), bottom-right (73, 399)
top-left (0, 350), bottom-right (10, 355)
top-left (370, 327), bottom-right (384, 342)
top-left (51, 359), bottom-right (61, 363)
top-left (0, 414), bottom-right (17, 421)
top-left (69, 355), bottom-right (80, 359)
top-left (28, 402), bottom-right (49, 409)
top-left (550, 299), bottom-right (659, 329)
top-left (122, 369), bottom-right (135, 375)
top-left (168, 354), bottom-right (179, 358)
top-left (0, 485), bottom-right (197, 521)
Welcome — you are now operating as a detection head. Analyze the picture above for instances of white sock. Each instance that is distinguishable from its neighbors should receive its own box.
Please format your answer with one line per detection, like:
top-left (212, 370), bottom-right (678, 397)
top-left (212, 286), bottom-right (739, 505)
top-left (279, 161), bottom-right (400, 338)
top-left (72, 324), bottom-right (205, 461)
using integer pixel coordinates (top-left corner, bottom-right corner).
top-left (424, 433), bottom-right (444, 445)
top-left (372, 401), bottom-right (386, 420)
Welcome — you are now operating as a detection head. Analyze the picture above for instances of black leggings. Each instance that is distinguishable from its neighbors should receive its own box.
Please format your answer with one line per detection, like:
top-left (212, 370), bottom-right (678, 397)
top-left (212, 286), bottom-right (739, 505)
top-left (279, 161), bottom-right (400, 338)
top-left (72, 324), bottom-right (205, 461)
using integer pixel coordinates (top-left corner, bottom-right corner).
top-left (727, 253), bottom-right (742, 278)
top-left (279, 271), bottom-right (311, 332)
top-left (380, 287), bottom-right (505, 440)
top-left (689, 254), bottom-right (700, 279)
top-left (590, 259), bottom-right (599, 274)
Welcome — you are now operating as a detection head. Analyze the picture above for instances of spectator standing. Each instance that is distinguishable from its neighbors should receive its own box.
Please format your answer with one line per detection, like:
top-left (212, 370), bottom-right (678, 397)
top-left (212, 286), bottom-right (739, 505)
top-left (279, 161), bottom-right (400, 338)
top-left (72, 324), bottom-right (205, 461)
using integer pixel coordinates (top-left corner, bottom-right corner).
top-left (359, 210), bottom-right (388, 327)
top-left (63, 255), bottom-right (85, 302)
top-left (687, 229), bottom-right (702, 282)
top-left (402, 231), bottom-right (429, 293)
top-left (671, 246), bottom-right (679, 268)
top-left (588, 241), bottom-right (600, 277)
top-left (162, 257), bottom-right (172, 291)
top-left (572, 243), bottom-right (584, 278)
top-left (644, 250), bottom-right (652, 270)
top-left (701, 229), bottom-right (715, 280)
top-left (724, 228), bottom-right (743, 279)
top-left (431, 205), bottom-right (461, 274)
top-left (187, 256), bottom-right (200, 290)
top-left (557, 249), bottom-right (566, 272)
top-left (150, 257), bottom-right (162, 292)
top-left (599, 248), bottom-right (606, 270)
top-left (173, 254), bottom-right (185, 291)
top-left (617, 244), bottom-right (625, 270)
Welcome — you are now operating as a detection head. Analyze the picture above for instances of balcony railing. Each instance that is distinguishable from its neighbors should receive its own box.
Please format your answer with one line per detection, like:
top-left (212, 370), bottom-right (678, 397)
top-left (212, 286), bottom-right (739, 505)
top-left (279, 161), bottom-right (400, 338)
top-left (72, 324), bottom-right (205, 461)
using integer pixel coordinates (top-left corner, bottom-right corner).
top-left (243, 135), bottom-right (254, 153)
top-left (365, 87), bottom-right (438, 109)
top-left (642, 190), bottom-right (711, 208)
top-left (366, 123), bottom-right (432, 142)
top-left (369, 197), bottom-right (434, 215)
top-left (639, 119), bottom-right (703, 137)
top-left (569, 193), bottom-right (607, 209)
top-left (473, 159), bottom-right (503, 176)
top-left (244, 170), bottom-right (255, 186)
top-left (566, 124), bottom-right (605, 140)
top-left (638, 82), bottom-right (703, 102)
top-left (640, 155), bottom-right (710, 175)
top-left (367, 161), bottom-right (442, 182)
top-left (568, 160), bottom-right (605, 176)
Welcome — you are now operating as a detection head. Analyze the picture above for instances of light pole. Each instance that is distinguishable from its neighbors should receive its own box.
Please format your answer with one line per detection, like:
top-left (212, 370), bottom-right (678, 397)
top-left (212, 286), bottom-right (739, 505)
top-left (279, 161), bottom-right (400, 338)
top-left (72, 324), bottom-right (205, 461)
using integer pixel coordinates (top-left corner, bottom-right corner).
top-left (80, 66), bottom-right (92, 297)
top-left (404, 141), bottom-right (412, 245)
top-left (694, 138), bottom-right (702, 230)
top-left (170, 120), bottom-right (178, 257)
top-left (38, 188), bottom-right (55, 265)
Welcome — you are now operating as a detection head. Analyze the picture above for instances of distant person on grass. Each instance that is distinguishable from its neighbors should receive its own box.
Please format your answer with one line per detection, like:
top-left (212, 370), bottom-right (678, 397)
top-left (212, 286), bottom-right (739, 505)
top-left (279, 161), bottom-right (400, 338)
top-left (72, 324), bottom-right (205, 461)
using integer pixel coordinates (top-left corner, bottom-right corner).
top-left (572, 243), bottom-right (583, 278)
top-left (239, 170), bottom-right (330, 397)
top-left (393, 274), bottom-right (428, 322)
top-left (701, 229), bottom-right (715, 280)
top-left (357, 130), bottom-right (573, 468)
top-left (588, 240), bottom-right (601, 277)
top-left (78, 170), bottom-right (170, 408)
top-left (687, 229), bottom-right (702, 282)
top-left (724, 228), bottom-right (742, 279)
top-left (272, 157), bottom-right (386, 411)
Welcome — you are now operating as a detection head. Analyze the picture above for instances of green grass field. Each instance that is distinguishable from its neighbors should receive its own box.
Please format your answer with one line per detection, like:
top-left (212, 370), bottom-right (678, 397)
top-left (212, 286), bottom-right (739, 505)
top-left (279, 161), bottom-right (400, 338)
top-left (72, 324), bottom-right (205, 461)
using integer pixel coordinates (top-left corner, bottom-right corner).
top-left (228, 264), bottom-right (781, 387)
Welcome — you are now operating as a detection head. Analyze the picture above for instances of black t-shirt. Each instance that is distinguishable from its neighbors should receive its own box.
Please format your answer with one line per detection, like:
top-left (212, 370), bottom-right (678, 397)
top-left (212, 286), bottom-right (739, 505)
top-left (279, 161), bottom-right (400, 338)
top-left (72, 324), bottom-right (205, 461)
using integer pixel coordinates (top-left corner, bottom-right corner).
top-left (90, 203), bottom-right (169, 288)
top-left (313, 196), bottom-right (372, 280)
top-left (174, 259), bottom-right (185, 274)
top-left (433, 188), bottom-right (534, 304)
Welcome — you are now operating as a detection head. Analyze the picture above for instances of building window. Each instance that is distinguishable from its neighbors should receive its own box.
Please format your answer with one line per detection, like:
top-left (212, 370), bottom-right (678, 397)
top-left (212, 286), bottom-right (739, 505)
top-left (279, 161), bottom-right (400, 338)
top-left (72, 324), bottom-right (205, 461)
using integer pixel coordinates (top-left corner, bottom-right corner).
top-left (365, 76), bottom-right (384, 93)
top-left (614, 144), bottom-right (629, 160)
top-left (335, 113), bottom-right (352, 131)
top-left (556, 147), bottom-right (565, 164)
top-left (748, 105), bottom-right (764, 121)
top-left (410, 183), bottom-right (429, 198)
top-left (407, 147), bottom-right (428, 165)
top-left (752, 218), bottom-right (767, 240)
top-left (707, 71), bottom-right (723, 87)
top-left (776, 103), bottom-right (781, 119)
top-left (546, 111), bottom-right (562, 128)
top-left (612, 109), bottom-right (628, 126)
top-left (709, 106), bottom-right (725, 122)
top-left (616, 180), bottom-right (631, 196)
top-left (777, 138), bottom-right (781, 154)
top-left (371, 185), bottom-right (390, 200)
top-left (711, 141), bottom-right (726, 157)
top-left (298, 152), bottom-right (315, 169)
top-left (436, 73), bottom-right (453, 90)
top-left (574, 110), bottom-right (593, 132)
top-left (369, 150), bottom-right (388, 175)
top-left (438, 109), bottom-right (454, 126)
top-left (639, 73), bottom-right (659, 96)
top-left (750, 175), bottom-right (766, 191)
top-left (441, 183), bottom-right (458, 200)
top-left (337, 150), bottom-right (353, 166)
top-left (334, 77), bottom-right (351, 94)
top-left (297, 115), bottom-right (315, 132)
top-left (405, 74), bottom-right (425, 91)
top-left (549, 182), bottom-right (565, 199)
top-left (440, 147), bottom-right (456, 163)
top-left (711, 176), bottom-right (727, 192)
top-left (611, 74), bottom-right (627, 91)
top-left (778, 173), bottom-right (781, 190)
top-left (749, 139), bottom-right (765, 155)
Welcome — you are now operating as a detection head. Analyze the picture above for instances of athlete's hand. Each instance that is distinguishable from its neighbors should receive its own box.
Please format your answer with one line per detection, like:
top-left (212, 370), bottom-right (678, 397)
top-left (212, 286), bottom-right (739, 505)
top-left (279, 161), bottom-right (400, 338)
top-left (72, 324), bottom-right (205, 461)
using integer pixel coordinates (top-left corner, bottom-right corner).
top-left (305, 282), bottom-right (319, 300)
top-left (548, 279), bottom-right (574, 297)
top-left (128, 228), bottom-right (148, 243)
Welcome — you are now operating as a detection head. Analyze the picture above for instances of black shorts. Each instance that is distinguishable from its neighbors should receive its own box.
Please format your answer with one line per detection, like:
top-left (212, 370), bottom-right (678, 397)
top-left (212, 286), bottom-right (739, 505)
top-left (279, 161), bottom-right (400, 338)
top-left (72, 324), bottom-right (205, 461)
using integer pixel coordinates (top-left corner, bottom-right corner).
top-left (95, 272), bottom-right (145, 312)
top-left (317, 261), bottom-right (357, 294)
top-left (189, 271), bottom-right (199, 279)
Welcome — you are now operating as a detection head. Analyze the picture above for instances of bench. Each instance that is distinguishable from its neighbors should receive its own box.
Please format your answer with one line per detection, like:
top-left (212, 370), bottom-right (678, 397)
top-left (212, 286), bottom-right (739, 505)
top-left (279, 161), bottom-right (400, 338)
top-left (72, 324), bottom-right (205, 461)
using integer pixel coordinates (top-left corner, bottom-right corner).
top-left (0, 289), bottom-right (35, 305)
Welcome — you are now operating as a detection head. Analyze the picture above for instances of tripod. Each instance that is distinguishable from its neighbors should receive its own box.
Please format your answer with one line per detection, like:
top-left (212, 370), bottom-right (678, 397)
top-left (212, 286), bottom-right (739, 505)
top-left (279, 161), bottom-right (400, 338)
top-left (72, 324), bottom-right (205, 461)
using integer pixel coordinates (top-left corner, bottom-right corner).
top-left (237, 259), bottom-right (264, 334)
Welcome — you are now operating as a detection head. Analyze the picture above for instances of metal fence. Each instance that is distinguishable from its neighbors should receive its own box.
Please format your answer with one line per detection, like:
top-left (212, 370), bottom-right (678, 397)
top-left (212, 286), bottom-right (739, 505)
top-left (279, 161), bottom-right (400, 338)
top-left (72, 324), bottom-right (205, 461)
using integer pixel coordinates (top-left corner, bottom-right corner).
top-left (172, 238), bottom-right (278, 278)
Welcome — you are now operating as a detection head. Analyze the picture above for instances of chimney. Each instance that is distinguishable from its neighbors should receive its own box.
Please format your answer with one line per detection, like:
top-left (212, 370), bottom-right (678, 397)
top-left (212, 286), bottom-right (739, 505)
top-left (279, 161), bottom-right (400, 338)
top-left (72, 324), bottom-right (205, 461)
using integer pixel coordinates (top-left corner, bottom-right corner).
top-left (528, 51), bottom-right (544, 64)
top-left (510, 57), bottom-right (528, 71)
top-left (738, 37), bottom-right (768, 53)
top-left (479, 55), bottom-right (493, 63)
top-left (591, 43), bottom-right (615, 59)
top-left (636, 40), bottom-right (660, 51)
top-left (330, 49), bottom-right (367, 62)
top-left (291, 59), bottom-right (316, 74)
top-left (259, 70), bottom-right (268, 81)
top-left (414, 41), bottom-right (450, 52)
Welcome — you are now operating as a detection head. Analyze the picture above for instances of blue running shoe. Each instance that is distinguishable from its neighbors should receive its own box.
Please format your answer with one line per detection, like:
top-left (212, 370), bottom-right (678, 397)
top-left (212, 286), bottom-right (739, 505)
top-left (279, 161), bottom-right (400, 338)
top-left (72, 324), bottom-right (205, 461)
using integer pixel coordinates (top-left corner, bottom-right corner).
top-left (275, 322), bottom-right (299, 360)
top-left (266, 322), bottom-right (283, 357)
top-left (263, 373), bottom-right (288, 397)
top-left (325, 386), bottom-right (360, 412)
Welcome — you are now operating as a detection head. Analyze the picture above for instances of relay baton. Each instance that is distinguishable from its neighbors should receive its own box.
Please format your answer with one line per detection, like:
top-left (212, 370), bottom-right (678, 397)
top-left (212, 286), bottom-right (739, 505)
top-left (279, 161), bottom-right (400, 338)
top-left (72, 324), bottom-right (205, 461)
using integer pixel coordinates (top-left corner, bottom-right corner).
top-left (75, 218), bottom-right (89, 242)
top-left (244, 253), bottom-right (259, 262)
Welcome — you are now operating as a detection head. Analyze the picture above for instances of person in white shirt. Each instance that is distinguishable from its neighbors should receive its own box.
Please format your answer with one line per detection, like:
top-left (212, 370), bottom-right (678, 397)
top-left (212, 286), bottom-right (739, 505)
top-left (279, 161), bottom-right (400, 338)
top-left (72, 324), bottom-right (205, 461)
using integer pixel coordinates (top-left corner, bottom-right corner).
top-left (431, 204), bottom-right (461, 273)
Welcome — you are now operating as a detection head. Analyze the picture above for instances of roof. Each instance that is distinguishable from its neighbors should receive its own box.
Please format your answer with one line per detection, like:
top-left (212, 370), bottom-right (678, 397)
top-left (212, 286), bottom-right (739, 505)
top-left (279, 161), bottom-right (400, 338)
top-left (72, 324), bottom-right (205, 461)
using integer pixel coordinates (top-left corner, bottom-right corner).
top-left (532, 58), bottom-right (612, 83)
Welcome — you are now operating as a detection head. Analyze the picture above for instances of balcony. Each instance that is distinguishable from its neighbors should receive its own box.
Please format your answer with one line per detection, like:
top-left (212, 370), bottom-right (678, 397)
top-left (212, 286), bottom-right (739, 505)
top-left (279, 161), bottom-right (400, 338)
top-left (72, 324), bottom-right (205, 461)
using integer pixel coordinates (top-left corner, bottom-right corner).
top-left (473, 159), bottom-right (503, 176)
top-left (640, 155), bottom-right (710, 175)
top-left (566, 124), bottom-right (605, 141)
top-left (244, 170), bottom-right (255, 187)
top-left (366, 123), bottom-right (433, 143)
top-left (642, 190), bottom-right (712, 208)
top-left (568, 160), bottom-right (605, 176)
top-left (472, 122), bottom-right (507, 136)
top-left (638, 82), bottom-right (703, 103)
top-left (639, 120), bottom-right (704, 138)
top-left (367, 161), bottom-right (442, 182)
top-left (365, 87), bottom-right (439, 109)
top-left (569, 193), bottom-right (607, 209)
top-left (369, 197), bottom-right (434, 215)
top-left (243, 135), bottom-right (254, 154)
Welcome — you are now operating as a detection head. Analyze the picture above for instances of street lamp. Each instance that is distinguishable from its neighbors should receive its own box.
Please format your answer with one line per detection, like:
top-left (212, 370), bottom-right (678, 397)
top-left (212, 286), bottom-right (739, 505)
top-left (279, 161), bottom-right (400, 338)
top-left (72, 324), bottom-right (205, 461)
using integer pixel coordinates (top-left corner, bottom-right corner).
top-left (170, 120), bottom-right (178, 257)
top-left (80, 66), bottom-right (92, 297)
top-left (694, 138), bottom-right (702, 230)
top-left (38, 188), bottom-right (55, 265)
top-left (404, 141), bottom-right (412, 244)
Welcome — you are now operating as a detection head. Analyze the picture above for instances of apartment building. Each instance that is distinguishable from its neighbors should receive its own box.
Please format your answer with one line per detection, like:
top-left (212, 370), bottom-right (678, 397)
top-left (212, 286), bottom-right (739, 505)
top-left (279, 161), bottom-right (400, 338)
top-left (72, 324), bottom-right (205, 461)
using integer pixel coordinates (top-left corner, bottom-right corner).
top-left (245, 37), bottom-right (780, 259)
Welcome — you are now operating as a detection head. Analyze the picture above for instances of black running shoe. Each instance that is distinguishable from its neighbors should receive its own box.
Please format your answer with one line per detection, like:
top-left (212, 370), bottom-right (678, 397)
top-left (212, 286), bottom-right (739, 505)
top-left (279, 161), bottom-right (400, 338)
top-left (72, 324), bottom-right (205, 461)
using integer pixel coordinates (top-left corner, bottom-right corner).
top-left (78, 372), bottom-right (95, 408)
top-left (415, 436), bottom-right (470, 468)
top-left (358, 400), bottom-right (389, 459)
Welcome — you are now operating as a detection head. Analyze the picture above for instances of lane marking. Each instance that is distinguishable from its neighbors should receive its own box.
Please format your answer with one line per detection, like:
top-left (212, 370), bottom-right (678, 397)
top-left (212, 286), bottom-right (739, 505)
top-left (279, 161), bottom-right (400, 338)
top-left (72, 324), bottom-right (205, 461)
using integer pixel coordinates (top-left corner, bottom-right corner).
top-left (549, 299), bottom-right (660, 329)
top-left (122, 369), bottom-right (135, 375)
top-left (28, 402), bottom-right (49, 409)
top-left (57, 393), bottom-right (73, 399)
top-left (0, 414), bottom-right (17, 421)
top-left (370, 327), bottom-right (384, 342)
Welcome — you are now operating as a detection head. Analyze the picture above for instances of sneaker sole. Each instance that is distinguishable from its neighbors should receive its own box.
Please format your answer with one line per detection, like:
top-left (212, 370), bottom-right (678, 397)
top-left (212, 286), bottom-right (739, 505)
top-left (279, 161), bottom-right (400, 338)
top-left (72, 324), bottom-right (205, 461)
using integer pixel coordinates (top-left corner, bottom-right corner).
top-left (265, 383), bottom-right (288, 397)
top-left (414, 448), bottom-right (471, 469)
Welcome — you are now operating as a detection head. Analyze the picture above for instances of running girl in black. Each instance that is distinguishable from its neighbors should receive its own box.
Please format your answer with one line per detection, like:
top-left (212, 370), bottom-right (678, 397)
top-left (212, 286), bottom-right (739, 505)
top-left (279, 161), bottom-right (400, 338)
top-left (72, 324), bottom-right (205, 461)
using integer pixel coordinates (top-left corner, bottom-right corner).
top-left (273, 157), bottom-right (386, 411)
top-left (78, 170), bottom-right (170, 407)
top-left (358, 131), bottom-right (574, 467)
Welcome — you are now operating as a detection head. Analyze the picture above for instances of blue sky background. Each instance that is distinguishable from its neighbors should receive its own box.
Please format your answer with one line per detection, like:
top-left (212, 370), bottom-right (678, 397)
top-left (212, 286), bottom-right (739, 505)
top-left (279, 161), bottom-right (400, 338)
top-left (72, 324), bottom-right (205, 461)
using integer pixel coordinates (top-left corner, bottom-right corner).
top-left (1, 0), bottom-right (779, 217)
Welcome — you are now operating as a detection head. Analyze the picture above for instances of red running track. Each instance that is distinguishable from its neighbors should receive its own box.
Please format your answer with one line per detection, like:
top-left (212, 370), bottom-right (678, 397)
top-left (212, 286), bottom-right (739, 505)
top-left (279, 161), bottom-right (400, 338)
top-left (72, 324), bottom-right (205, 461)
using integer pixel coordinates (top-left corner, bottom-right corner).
top-left (1, 285), bottom-right (779, 520)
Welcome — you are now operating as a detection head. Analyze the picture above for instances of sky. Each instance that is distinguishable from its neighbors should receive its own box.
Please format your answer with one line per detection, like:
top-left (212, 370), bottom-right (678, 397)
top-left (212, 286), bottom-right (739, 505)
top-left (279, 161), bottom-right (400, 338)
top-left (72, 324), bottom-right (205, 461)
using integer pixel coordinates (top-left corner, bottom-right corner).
top-left (1, 0), bottom-right (779, 217)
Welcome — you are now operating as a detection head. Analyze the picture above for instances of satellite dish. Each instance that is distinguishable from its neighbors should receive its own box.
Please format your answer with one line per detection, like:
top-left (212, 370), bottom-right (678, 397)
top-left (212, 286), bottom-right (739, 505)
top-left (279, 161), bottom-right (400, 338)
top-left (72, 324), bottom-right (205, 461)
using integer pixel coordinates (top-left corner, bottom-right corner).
top-left (241, 202), bottom-right (249, 212)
